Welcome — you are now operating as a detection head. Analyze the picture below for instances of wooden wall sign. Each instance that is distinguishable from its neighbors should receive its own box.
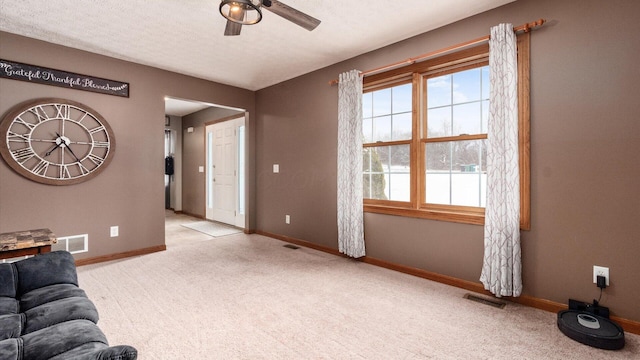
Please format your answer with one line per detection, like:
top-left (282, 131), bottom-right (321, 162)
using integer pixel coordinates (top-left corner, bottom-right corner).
top-left (0, 59), bottom-right (129, 97)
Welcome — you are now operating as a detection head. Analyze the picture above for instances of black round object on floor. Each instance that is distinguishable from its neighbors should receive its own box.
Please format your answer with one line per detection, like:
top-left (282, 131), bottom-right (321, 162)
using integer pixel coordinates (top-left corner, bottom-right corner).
top-left (557, 310), bottom-right (625, 350)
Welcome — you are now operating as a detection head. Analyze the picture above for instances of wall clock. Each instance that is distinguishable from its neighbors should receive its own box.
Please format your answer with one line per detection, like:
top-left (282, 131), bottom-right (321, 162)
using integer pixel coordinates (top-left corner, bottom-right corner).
top-left (0, 98), bottom-right (115, 185)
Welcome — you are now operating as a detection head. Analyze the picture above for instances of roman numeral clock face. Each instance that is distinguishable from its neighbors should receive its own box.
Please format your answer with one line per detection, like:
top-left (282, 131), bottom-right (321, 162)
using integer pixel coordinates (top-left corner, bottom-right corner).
top-left (0, 98), bottom-right (115, 185)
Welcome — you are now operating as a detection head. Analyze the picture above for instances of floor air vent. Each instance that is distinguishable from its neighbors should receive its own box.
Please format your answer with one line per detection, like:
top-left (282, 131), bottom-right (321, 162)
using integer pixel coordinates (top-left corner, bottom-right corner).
top-left (463, 293), bottom-right (506, 309)
top-left (283, 244), bottom-right (300, 250)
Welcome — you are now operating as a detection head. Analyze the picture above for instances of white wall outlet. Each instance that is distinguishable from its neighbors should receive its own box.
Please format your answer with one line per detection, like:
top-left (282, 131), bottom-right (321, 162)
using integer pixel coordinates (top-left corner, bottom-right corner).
top-left (285, 215), bottom-right (290, 224)
top-left (110, 226), bottom-right (119, 237)
top-left (273, 164), bottom-right (279, 173)
top-left (593, 265), bottom-right (609, 286)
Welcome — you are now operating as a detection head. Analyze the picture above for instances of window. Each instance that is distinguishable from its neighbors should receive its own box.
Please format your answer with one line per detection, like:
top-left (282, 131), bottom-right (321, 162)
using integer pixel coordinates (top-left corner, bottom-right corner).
top-left (424, 66), bottom-right (489, 208)
top-left (362, 34), bottom-right (531, 229)
top-left (362, 83), bottom-right (412, 202)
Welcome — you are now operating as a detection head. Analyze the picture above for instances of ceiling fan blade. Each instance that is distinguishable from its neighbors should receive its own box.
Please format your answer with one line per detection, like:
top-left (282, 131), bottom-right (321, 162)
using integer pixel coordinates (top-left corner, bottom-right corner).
top-left (224, 20), bottom-right (242, 36)
top-left (263, 0), bottom-right (321, 31)
top-left (223, 6), bottom-right (245, 36)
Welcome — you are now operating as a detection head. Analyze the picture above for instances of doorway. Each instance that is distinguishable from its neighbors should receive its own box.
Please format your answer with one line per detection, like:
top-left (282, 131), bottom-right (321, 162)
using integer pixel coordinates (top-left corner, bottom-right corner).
top-left (164, 96), bottom-right (248, 231)
top-left (205, 116), bottom-right (245, 227)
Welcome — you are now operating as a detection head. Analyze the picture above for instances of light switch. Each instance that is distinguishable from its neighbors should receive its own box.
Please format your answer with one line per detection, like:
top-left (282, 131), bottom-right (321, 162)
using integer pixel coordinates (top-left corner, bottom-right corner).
top-left (273, 164), bottom-right (279, 173)
top-left (198, 166), bottom-right (204, 173)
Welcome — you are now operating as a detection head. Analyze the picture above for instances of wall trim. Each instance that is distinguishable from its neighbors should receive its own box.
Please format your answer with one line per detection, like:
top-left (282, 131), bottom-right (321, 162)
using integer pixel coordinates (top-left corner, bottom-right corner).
top-left (75, 245), bottom-right (166, 267)
top-left (256, 230), bottom-right (640, 335)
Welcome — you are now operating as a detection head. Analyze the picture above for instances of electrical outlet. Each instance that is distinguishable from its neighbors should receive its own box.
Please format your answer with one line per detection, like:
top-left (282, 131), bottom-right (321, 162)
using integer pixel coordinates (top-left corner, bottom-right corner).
top-left (593, 265), bottom-right (609, 286)
top-left (110, 226), bottom-right (119, 237)
top-left (285, 215), bottom-right (290, 224)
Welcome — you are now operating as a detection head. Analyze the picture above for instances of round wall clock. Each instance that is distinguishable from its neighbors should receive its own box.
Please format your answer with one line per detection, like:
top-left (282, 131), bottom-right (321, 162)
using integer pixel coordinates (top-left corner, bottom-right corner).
top-left (0, 98), bottom-right (115, 185)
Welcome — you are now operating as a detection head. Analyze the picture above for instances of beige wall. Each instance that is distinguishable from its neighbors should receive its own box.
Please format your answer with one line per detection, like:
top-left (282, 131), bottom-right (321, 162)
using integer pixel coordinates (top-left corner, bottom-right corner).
top-left (255, 0), bottom-right (640, 322)
top-left (0, 32), bottom-right (256, 259)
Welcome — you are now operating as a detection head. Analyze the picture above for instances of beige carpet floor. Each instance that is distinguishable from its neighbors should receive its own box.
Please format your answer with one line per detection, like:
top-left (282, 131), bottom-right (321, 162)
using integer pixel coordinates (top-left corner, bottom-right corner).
top-left (76, 214), bottom-right (640, 359)
top-left (164, 211), bottom-right (230, 248)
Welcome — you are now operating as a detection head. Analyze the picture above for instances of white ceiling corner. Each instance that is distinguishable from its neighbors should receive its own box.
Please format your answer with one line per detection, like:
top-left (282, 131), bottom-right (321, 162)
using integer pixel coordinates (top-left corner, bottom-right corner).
top-left (0, 0), bottom-right (515, 91)
top-left (165, 98), bottom-right (212, 117)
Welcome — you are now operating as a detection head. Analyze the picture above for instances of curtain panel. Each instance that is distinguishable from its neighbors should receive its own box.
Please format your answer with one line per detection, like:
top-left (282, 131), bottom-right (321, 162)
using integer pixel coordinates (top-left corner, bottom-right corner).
top-left (479, 24), bottom-right (522, 297)
top-left (337, 70), bottom-right (366, 258)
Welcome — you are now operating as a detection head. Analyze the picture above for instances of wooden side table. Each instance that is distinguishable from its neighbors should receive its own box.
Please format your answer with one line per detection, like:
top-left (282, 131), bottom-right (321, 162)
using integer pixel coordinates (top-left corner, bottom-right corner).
top-left (0, 228), bottom-right (57, 260)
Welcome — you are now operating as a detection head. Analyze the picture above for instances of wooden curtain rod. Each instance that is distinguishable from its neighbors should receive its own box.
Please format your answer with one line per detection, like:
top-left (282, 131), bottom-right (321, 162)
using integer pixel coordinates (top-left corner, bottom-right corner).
top-left (329, 18), bottom-right (545, 86)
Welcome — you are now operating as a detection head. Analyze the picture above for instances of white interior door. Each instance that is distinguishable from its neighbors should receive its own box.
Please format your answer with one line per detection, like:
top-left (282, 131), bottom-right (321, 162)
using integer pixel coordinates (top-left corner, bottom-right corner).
top-left (205, 117), bottom-right (245, 226)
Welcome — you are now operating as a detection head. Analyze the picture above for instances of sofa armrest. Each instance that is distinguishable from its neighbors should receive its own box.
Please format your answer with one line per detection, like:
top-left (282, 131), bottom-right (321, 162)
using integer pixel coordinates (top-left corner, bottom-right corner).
top-left (0, 263), bottom-right (17, 298)
top-left (0, 338), bottom-right (19, 360)
top-left (46, 343), bottom-right (138, 360)
top-left (92, 345), bottom-right (138, 360)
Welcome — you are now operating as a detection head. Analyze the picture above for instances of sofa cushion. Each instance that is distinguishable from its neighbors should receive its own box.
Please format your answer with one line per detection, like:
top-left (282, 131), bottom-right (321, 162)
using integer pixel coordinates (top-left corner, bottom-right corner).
top-left (20, 283), bottom-right (88, 312)
top-left (23, 297), bottom-right (99, 335)
top-left (0, 297), bottom-right (18, 316)
top-left (0, 338), bottom-right (20, 360)
top-left (14, 251), bottom-right (78, 296)
top-left (0, 263), bottom-right (17, 298)
top-left (0, 314), bottom-right (24, 341)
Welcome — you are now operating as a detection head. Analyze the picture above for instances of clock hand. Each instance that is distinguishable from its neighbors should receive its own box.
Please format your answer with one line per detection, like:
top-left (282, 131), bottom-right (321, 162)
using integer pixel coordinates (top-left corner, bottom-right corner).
top-left (55, 132), bottom-right (82, 162)
top-left (44, 142), bottom-right (62, 157)
top-left (44, 133), bottom-right (66, 157)
top-left (64, 143), bottom-right (82, 163)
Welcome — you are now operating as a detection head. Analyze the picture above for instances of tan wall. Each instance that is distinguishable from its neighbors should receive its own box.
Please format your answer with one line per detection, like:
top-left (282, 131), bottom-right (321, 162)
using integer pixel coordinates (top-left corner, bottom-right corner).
top-left (255, 0), bottom-right (640, 321)
top-left (0, 32), bottom-right (256, 259)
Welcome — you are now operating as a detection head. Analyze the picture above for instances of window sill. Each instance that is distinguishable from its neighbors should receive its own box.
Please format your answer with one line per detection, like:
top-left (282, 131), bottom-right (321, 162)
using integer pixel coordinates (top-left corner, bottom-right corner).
top-left (363, 203), bottom-right (485, 226)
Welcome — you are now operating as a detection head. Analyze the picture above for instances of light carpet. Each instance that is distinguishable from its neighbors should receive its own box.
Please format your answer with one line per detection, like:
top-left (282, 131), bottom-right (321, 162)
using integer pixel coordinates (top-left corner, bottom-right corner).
top-left (77, 233), bottom-right (639, 359)
top-left (180, 221), bottom-right (242, 237)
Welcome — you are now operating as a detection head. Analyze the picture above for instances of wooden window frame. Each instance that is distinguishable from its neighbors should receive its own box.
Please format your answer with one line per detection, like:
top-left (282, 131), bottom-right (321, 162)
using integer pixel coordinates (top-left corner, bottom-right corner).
top-left (363, 33), bottom-right (531, 230)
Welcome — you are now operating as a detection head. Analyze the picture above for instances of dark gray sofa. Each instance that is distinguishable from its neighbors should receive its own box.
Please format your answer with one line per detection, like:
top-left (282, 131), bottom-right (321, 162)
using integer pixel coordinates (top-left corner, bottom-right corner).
top-left (0, 251), bottom-right (137, 359)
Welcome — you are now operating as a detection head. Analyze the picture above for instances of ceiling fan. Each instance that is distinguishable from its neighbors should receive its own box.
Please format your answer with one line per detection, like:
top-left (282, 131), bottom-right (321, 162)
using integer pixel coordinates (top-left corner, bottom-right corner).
top-left (219, 0), bottom-right (321, 36)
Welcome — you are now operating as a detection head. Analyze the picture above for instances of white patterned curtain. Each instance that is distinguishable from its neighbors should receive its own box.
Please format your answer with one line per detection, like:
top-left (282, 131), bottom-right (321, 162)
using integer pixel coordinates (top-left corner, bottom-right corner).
top-left (479, 24), bottom-right (522, 297)
top-left (337, 70), bottom-right (366, 258)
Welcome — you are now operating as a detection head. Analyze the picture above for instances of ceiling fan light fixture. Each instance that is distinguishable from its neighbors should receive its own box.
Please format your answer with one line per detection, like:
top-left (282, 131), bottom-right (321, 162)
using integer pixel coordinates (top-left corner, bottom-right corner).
top-left (219, 0), bottom-right (262, 25)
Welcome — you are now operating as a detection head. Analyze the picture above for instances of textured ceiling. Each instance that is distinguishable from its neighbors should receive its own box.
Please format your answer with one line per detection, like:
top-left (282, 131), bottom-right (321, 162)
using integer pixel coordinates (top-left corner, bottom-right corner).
top-left (0, 0), bottom-right (515, 91)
